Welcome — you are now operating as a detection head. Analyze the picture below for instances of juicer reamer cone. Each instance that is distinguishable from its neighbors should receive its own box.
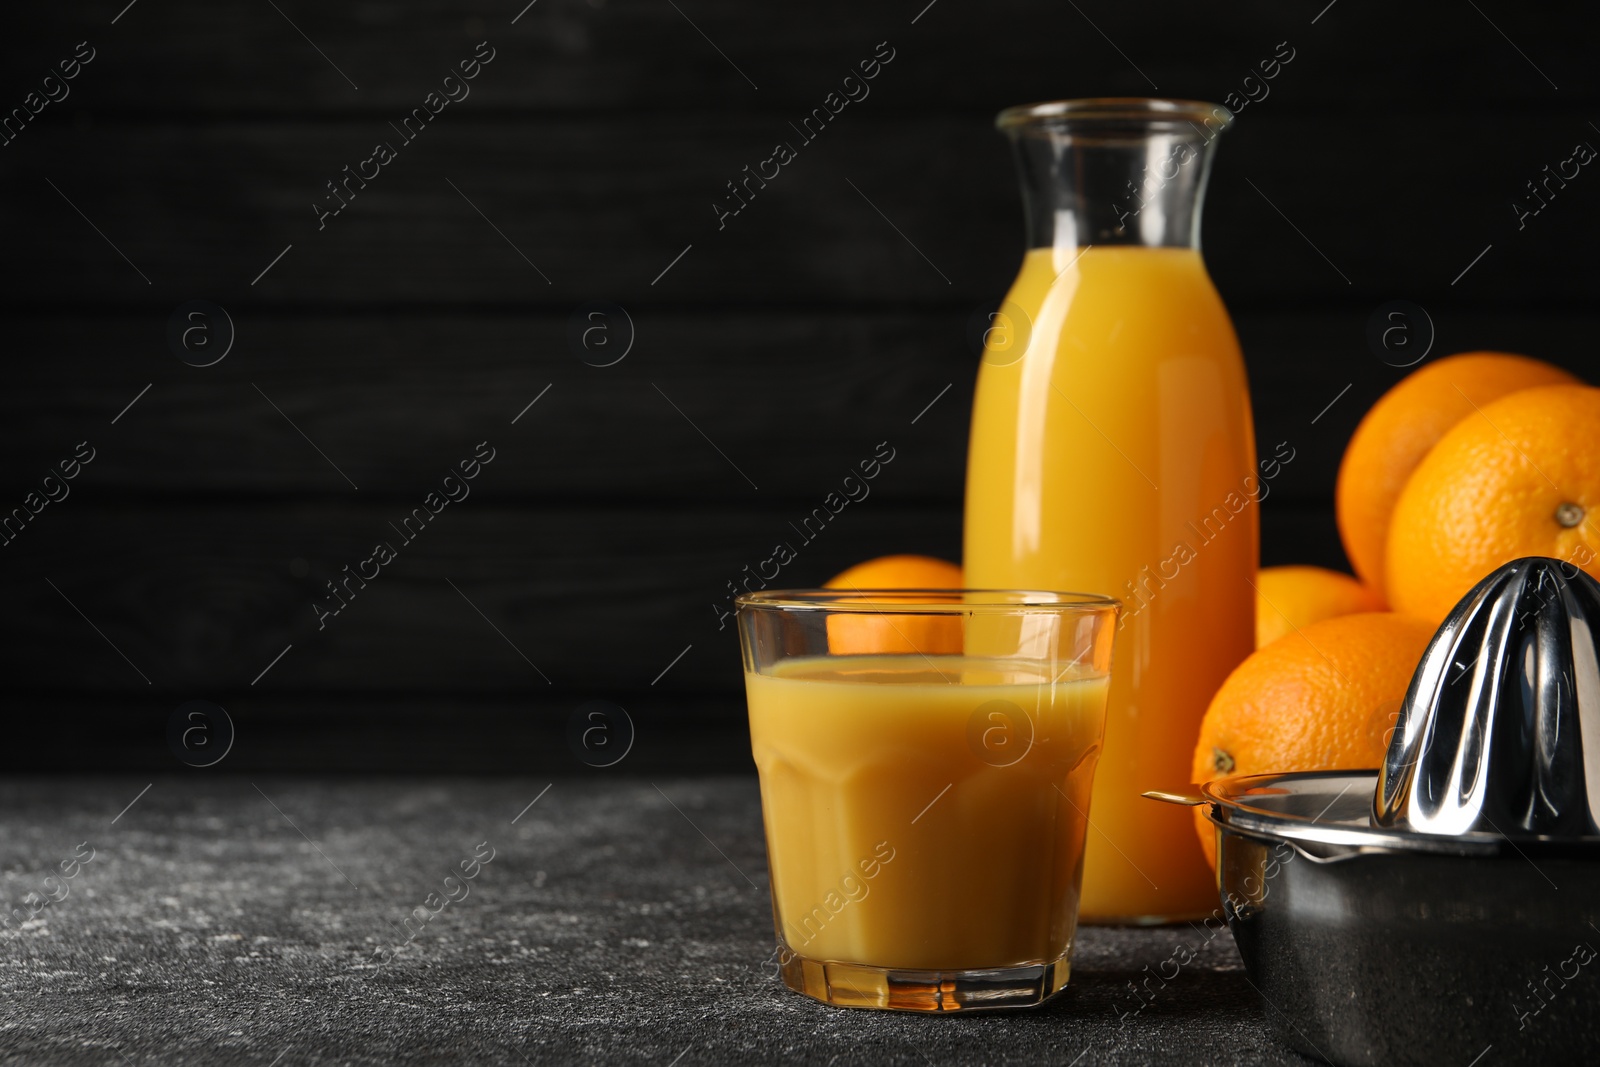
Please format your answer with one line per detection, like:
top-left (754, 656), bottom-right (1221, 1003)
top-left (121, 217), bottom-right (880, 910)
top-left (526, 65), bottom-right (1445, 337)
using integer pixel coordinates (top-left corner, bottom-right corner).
top-left (1374, 556), bottom-right (1600, 839)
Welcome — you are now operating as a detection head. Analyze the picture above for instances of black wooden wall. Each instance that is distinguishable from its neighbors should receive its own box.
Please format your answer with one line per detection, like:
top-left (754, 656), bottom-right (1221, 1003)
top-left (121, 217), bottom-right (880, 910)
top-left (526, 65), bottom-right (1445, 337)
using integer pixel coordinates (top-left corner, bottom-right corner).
top-left (3, 1), bottom-right (1597, 771)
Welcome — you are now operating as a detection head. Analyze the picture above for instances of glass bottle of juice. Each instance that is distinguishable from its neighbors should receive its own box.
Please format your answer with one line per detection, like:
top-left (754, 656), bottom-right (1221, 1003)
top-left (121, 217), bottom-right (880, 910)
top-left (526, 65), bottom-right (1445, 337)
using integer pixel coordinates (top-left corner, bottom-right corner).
top-left (964, 99), bottom-right (1255, 923)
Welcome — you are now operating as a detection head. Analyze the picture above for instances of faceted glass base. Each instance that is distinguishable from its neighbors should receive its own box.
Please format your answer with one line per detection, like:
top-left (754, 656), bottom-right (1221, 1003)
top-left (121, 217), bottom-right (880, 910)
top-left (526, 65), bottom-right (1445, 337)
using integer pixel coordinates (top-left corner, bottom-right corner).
top-left (777, 950), bottom-right (1072, 1012)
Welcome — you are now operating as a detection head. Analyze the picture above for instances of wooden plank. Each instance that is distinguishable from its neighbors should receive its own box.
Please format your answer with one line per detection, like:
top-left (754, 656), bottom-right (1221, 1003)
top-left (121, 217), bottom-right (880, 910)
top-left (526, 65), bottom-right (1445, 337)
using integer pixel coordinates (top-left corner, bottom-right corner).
top-left (3, 310), bottom-right (1595, 501)
top-left (3, 113), bottom-right (1598, 305)
top-left (1262, 500), bottom-right (1348, 572)
top-left (1236, 309), bottom-right (1600, 513)
top-left (0, 506), bottom-right (1337, 771)
top-left (0, 311), bottom-right (975, 501)
top-left (0, 504), bottom-right (963, 695)
top-left (3, 503), bottom-right (1343, 699)
top-left (0, 695), bottom-right (754, 773)
top-left (6, 1), bottom-right (1593, 115)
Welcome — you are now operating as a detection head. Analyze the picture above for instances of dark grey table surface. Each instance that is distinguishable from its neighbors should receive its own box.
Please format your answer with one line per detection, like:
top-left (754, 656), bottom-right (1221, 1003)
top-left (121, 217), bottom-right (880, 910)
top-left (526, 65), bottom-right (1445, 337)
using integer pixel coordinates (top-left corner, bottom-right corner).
top-left (0, 777), bottom-right (1305, 1066)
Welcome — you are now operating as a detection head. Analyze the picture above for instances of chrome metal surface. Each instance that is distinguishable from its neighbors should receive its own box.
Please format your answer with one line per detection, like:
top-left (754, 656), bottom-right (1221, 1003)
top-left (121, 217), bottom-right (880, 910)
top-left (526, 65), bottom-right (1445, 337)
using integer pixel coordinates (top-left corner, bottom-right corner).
top-left (1204, 770), bottom-right (1504, 855)
top-left (1201, 772), bottom-right (1600, 1065)
top-left (1375, 556), bottom-right (1600, 839)
top-left (1191, 558), bottom-right (1600, 1064)
top-left (1212, 790), bottom-right (1600, 1066)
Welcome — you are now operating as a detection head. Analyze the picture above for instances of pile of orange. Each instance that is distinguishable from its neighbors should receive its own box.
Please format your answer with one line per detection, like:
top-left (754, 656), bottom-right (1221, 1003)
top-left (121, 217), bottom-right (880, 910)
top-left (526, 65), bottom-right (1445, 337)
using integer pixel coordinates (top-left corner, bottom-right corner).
top-left (1335, 352), bottom-right (1591, 619)
top-left (1192, 351), bottom-right (1598, 864)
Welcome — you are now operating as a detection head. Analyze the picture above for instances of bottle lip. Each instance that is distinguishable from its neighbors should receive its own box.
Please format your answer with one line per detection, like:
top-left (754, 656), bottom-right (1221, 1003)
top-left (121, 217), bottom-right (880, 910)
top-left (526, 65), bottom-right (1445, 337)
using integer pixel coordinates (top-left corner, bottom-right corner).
top-left (996, 97), bottom-right (1234, 135)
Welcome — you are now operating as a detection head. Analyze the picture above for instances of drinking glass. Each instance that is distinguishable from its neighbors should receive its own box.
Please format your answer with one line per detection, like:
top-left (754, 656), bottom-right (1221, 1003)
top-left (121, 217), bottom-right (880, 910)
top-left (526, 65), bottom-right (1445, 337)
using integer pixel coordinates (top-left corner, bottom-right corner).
top-left (737, 589), bottom-right (1119, 1011)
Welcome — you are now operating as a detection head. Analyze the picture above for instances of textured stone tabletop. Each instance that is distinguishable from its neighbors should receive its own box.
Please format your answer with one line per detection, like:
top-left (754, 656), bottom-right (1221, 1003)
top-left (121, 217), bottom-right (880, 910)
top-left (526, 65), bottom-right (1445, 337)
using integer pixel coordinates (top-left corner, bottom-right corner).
top-left (0, 777), bottom-right (1302, 1066)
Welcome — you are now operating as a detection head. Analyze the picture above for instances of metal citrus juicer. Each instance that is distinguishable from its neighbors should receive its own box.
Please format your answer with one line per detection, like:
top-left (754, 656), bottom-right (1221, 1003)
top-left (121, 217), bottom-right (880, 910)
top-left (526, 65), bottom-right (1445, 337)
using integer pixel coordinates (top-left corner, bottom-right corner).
top-left (1151, 557), bottom-right (1600, 1065)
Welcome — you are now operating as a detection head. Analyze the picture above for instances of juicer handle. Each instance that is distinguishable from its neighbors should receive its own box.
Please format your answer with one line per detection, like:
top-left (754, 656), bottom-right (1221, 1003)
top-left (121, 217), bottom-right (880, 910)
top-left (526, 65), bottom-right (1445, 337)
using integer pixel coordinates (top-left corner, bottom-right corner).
top-left (1140, 790), bottom-right (1205, 806)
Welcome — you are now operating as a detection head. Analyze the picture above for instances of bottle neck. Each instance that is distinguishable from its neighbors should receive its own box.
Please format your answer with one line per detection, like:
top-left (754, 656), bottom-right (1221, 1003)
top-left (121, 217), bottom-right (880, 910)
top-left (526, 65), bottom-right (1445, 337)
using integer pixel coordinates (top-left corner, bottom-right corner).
top-left (1000, 100), bottom-right (1231, 251)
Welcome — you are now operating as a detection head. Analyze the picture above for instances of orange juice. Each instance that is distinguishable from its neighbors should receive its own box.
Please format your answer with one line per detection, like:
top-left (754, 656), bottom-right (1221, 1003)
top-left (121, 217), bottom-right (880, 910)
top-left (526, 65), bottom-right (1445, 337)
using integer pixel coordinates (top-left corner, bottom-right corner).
top-left (965, 246), bottom-right (1256, 922)
top-left (746, 653), bottom-right (1109, 971)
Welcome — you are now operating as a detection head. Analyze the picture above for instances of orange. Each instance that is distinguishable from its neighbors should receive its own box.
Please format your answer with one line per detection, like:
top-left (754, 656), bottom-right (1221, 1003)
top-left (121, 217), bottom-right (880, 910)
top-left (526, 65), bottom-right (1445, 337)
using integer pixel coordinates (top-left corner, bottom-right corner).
top-left (823, 555), bottom-right (964, 655)
top-left (824, 554), bottom-right (963, 591)
top-left (1385, 384), bottom-right (1600, 623)
top-left (1336, 352), bottom-right (1579, 594)
top-left (1254, 565), bottom-right (1386, 648)
top-left (1190, 612), bottom-right (1436, 868)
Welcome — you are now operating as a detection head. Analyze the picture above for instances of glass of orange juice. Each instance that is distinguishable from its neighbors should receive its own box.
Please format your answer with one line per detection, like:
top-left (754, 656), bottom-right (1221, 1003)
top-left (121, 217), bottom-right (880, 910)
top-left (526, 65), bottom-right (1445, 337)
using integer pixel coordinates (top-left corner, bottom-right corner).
top-left (736, 589), bottom-right (1119, 1011)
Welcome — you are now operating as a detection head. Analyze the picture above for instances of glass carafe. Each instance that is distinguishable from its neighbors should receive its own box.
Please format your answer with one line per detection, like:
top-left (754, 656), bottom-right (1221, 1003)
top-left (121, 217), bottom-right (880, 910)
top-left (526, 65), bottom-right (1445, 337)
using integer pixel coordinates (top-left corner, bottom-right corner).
top-left (964, 99), bottom-right (1256, 923)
